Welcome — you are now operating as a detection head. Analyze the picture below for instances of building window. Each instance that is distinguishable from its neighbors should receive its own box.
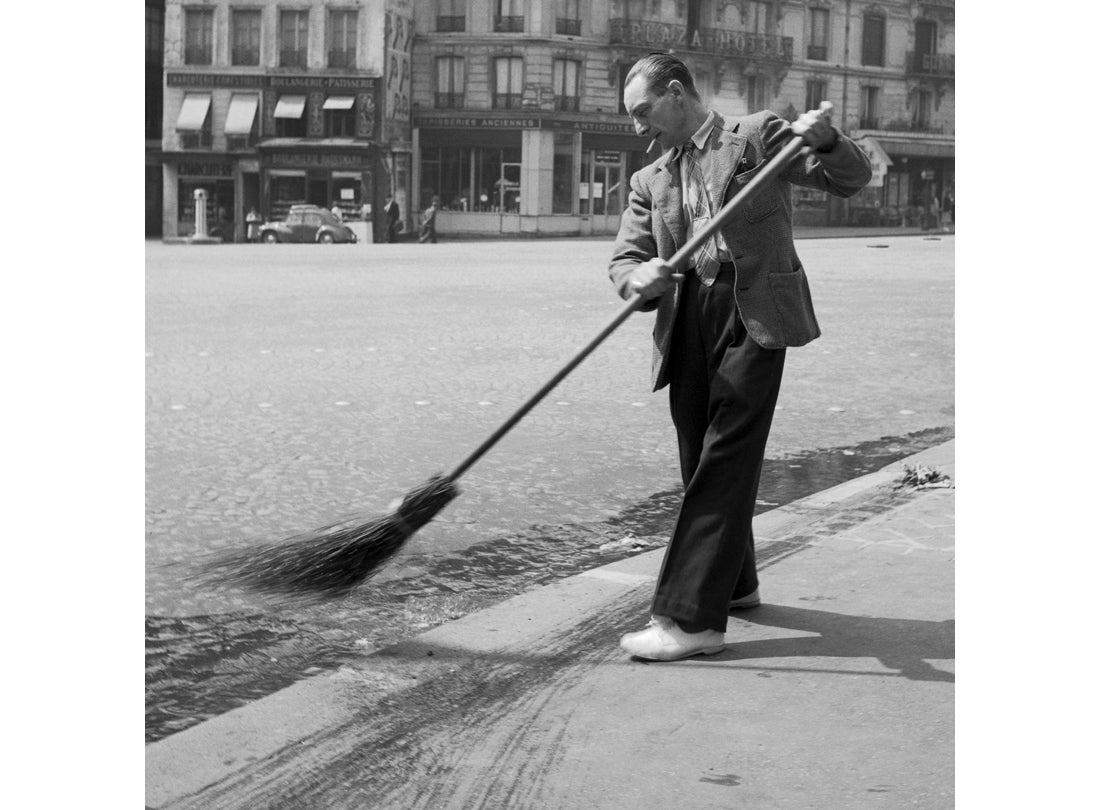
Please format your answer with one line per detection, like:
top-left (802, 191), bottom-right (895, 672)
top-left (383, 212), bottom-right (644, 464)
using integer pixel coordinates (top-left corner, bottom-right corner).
top-left (617, 63), bottom-right (631, 115)
top-left (225, 93), bottom-right (260, 149)
top-left (553, 59), bottom-right (580, 112)
top-left (436, 56), bottom-right (465, 108)
top-left (805, 80), bottom-right (826, 113)
top-left (280, 9), bottom-right (309, 68)
top-left (557, 0), bottom-right (581, 35)
top-left (745, 1), bottom-right (768, 33)
top-left (146, 2), bottom-right (164, 140)
top-left (861, 14), bottom-right (885, 67)
top-left (274, 94), bottom-right (308, 137)
top-left (746, 75), bottom-right (767, 111)
top-left (323, 96), bottom-right (356, 137)
top-left (552, 133), bottom-right (575, 214)
top-left (328, 9), bottom-right (357, 69)
top-left (495, 0), bottom-right (524, 33)
top-left (493, 56), bottom-right (523, 109)
top-left (232, 9), bottom-right (261, 66)
top-left (808, 8), bottom-right (829, 61)
top-left (176, 92), bottom-right (213, 148)
top-left (914, 19), bottom-right (937, 60)
top-left (912, 89), bottom-right (932, 129)
top-left (859, 85), bottom-right (879, 129)
top-left (184, 7), bottom-right (213, 65)
top-left (438, 0), bottom-right (466, 32)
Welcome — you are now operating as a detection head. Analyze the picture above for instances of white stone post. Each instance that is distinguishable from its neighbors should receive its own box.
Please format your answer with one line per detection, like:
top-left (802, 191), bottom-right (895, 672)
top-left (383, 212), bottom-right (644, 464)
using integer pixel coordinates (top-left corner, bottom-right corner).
top-left (193, 188), bottom-right (208, 238)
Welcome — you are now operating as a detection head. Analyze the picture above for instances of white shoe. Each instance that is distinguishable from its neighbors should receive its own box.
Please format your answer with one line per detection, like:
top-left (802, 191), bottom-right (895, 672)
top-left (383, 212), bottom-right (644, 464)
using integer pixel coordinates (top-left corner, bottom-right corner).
top-left (728, 588), bottom-right (761, 610)
top-left (620, 615), bottom-right (726, 661)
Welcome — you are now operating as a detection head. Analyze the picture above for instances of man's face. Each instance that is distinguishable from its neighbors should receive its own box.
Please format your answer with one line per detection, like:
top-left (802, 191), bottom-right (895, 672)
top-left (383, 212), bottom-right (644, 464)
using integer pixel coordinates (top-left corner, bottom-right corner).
top-left (623, 75), bottom-right (689, 152)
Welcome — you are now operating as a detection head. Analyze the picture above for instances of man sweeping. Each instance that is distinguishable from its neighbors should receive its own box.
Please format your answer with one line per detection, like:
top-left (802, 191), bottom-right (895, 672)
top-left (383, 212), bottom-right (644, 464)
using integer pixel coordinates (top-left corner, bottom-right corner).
top-left (608, 54), bottom-right (872, 661)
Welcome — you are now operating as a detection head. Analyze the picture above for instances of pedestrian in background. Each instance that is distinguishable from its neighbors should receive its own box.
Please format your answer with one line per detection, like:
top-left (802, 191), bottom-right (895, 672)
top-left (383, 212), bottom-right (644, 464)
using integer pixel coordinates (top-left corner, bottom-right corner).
top-left (330, 201), bottom-right (343, 221)
top-left (419, 196), bottom-right (439, 243)
top-left (609, 53), bottom-right (872, 662)
top-left (246, 207), bottom-right (262, 243)
top-left (384, 194), bottom-right (401, 243)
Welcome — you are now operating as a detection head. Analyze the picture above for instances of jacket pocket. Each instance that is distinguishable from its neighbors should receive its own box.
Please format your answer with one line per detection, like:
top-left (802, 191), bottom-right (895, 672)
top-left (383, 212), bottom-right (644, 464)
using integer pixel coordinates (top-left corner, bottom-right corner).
top-left (731, 160), bottom-right (780, 223)
top-left (767, 265), bottom-right (819, 346)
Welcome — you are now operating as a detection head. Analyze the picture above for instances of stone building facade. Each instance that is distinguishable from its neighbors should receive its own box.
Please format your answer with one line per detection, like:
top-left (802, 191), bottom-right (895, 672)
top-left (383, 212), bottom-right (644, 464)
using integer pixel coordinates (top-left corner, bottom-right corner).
top-left (408, 0), bottom-right (954, 236)
top-left (153, 0), bottom-right (954, 240)
top-left (160, 0), bottom-right (412, 241)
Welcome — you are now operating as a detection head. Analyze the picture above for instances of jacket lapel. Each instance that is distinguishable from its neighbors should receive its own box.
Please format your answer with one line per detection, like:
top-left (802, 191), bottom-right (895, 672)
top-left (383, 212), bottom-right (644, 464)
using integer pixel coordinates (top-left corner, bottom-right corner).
top-left (708, 114), bottom-right (748, 208)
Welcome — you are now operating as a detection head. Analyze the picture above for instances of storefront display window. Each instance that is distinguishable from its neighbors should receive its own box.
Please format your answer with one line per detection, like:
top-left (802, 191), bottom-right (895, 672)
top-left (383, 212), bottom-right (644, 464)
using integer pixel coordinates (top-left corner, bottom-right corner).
top-left (420, 146), bottom-right (521, 212)
top-left (269, 172), bottom-right (306, 220)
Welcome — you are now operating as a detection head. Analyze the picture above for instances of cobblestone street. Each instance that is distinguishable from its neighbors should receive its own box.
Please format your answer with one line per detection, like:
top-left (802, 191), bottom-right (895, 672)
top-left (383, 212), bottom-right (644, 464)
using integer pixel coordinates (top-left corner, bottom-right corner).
top-left (146, 234), bottom-right (954, 615)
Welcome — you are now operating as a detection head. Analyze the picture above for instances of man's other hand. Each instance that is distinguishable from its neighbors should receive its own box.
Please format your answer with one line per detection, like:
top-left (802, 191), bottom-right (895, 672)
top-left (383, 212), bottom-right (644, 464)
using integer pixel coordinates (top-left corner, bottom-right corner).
top-left (793, 101), bottom-right (838, 151)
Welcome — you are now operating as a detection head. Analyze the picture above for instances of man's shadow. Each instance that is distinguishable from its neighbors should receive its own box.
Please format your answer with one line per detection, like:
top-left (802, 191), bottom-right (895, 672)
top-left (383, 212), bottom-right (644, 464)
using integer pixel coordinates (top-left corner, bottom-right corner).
top-left (718, 603), bottom-right (954, 683)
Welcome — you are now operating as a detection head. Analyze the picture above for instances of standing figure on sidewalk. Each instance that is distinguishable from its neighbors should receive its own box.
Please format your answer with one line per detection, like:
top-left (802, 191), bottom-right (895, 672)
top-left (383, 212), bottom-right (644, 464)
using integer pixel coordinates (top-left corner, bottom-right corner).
top-left (383, 193), bottom-right (401, 243)
top-left (419, 196), bottom-right (439, 244)
top-left (245, 207), bottom-right (262, 243)
top-left (609, 54), bottom-right (871, 661)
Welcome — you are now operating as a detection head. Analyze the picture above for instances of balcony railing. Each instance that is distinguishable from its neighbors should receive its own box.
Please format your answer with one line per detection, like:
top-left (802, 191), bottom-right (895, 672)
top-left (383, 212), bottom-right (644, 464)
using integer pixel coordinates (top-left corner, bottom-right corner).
top-left (494, 15), bottom-right (524, 33)
top-left (556, 18), bottom-right (581, 36)
top-left (179, 131), bottom-right (212, 149)
top-left (328, 49), bottom-right (356, 69)
top-left (226, 134), bottom-right (257, 151)
top-left (609, 19), bottom-right (793, 62)
top-left (184, 46), bottom-right (212, 65)
top-left (556, 95), bottom-right (580, 112)
top-left (492, 93), bottom-right (523, 110)
top-left (807, 44), bottom-right (828, 60)
top-left (232, 47), bottom-right (259, 66)
top-left (437, 15), bottom-right (465, 32)
top-left (280, 48), bottom-right (307, 68)
top-left (435, 92), bottom-right (465, 109)
top-left (907, 51), bottom-right (954, 76)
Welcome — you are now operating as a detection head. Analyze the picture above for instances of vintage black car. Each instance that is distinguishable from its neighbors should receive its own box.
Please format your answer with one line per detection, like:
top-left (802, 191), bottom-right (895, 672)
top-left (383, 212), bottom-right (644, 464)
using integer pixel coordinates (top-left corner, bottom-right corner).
top-left (260, 205), bottom-right (358, 244)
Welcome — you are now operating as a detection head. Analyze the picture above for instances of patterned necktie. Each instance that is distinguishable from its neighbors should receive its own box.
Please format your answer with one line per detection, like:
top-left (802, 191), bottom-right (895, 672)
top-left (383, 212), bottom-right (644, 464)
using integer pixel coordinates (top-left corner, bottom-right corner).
top-left (681, 141), bottom-right (720, 286)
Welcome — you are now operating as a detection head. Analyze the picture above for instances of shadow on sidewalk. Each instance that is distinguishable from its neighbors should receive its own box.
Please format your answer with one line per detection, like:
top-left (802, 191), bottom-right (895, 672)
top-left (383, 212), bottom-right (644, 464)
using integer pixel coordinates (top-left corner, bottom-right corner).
top-left (717, 604), bottom-right (954, 683)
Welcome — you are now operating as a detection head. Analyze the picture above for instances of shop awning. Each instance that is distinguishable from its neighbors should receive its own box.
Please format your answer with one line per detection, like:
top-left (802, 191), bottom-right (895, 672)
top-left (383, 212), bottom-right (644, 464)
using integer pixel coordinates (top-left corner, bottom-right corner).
top-left (874, 135), bottom-right (955, 159)
top-left (224, 93), bottom-right (259, 135)
top-left (322, 96), bottom-right (355, 110)
top-left (176, 93), bottom-right (211, 131)
top-left (273, 95), bottom-right (307, 119)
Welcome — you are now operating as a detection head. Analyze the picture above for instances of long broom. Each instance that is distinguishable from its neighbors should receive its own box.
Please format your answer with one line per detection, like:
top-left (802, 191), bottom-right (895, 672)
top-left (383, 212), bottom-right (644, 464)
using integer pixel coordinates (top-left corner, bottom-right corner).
top-left (199, 132), bottom-right (811, 599)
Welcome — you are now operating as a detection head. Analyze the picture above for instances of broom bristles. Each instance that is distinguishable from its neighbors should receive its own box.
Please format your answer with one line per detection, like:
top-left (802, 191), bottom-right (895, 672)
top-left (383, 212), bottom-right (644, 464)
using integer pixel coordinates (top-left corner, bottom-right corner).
top-left (197, 473), bottom-right (459, 599)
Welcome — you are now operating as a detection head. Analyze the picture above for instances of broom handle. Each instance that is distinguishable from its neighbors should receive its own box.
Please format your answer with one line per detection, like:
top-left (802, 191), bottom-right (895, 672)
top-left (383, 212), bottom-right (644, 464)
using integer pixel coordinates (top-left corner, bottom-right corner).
top-left (448, 134), bottom-right (809, 481)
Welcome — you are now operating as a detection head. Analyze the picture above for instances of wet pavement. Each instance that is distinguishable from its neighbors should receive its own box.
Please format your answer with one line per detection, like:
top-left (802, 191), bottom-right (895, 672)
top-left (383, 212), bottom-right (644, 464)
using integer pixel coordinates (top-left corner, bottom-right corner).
top-left (146, 235), bottom-right (953, 742)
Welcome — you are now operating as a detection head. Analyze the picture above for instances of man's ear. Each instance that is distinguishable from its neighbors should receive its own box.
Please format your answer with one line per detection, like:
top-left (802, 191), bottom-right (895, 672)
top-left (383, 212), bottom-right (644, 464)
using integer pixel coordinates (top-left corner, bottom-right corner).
top-left (667, 79), bottom-right (685, 101)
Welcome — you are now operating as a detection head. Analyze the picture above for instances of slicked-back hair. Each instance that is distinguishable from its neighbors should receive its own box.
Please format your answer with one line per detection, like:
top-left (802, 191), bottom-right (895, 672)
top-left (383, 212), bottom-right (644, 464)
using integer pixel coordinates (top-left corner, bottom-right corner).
top-left (623, 53), bottom-right (700, 100)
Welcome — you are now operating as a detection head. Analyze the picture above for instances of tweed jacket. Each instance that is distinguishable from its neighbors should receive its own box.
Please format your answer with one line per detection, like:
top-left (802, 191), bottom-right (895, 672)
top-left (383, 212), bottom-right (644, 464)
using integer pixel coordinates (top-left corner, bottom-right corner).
top-left (609, 110), bottom-right (872, 391)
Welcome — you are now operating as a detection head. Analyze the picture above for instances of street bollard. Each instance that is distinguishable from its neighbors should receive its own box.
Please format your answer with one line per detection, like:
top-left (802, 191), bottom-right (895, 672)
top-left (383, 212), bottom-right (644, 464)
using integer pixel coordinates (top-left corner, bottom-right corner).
top-left (193, 188), bottom-right (208, 238)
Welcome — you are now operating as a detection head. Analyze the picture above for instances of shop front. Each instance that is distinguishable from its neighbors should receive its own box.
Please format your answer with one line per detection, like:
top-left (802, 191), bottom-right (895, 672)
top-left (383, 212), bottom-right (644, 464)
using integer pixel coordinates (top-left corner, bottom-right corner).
top-left (259, 146), bottom-right (374, 227)
top-left (845, 132), bottom-right (954, 228)
top-left (412, 113), bottom-right (653, 237)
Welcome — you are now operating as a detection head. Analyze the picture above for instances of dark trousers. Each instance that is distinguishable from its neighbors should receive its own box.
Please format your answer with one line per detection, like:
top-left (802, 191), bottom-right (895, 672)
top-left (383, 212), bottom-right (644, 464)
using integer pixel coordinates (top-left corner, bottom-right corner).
top-left (652, 264), bottom-right (786, 632)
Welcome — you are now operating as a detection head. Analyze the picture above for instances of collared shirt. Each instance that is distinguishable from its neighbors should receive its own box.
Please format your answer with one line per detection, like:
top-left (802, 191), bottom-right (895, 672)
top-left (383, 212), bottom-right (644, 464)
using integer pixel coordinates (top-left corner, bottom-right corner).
top-left (676, 110), bottom-right (732, 264)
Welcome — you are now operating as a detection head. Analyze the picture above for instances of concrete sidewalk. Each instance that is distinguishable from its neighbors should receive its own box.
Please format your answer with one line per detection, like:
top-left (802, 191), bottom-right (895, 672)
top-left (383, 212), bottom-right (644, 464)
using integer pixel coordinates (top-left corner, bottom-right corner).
top-left (146, 441), bottom-right (954, 809)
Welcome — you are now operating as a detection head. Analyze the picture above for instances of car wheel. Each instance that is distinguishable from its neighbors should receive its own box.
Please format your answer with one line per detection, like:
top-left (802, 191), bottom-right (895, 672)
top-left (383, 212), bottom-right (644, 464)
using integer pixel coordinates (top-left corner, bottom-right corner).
top-left (319, 232), bottom-right (334, 244)
top-left (262, 232), bottom-right (278, 244)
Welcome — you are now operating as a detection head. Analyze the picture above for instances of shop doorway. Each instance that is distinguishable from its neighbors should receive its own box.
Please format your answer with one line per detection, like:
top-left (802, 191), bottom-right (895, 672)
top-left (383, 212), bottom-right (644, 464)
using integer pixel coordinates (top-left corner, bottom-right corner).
top-left (581, 150), bottom-right (624, 232)
top-left (307, 177), bottom-right (328, 207)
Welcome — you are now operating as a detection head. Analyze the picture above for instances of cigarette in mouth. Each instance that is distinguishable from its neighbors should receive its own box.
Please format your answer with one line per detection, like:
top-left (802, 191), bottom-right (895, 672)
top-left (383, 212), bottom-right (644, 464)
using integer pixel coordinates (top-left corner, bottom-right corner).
top-left (646, 137), bottom-right (661, 155)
